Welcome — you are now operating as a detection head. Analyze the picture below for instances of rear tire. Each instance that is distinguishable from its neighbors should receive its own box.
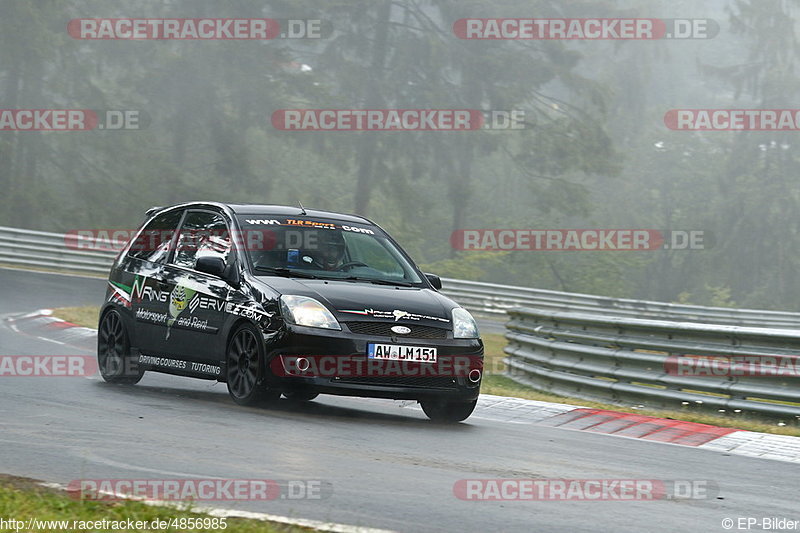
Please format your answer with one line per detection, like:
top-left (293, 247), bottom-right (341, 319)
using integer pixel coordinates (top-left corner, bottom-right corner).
top-left (226, 324), bottom-right (279, 406)
top-left (420, 399), bottom-right (477, 423)
top-left (97, 310), bottom-right (143, 385)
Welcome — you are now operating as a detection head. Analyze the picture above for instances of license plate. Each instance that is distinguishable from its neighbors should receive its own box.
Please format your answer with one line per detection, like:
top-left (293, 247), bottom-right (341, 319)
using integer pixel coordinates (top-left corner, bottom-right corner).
top-left (367, 344), bottom-right (438, 363)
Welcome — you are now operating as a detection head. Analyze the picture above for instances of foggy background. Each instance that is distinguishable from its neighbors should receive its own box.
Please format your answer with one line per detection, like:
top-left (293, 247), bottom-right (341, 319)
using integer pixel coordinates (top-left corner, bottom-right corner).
top-left (0, 0), bottom-right (795, 310)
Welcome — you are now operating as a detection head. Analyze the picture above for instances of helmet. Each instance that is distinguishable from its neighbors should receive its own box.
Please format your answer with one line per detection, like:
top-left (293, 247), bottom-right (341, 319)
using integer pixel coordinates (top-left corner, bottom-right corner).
top-left (318, 230), bottom-right (346, 268)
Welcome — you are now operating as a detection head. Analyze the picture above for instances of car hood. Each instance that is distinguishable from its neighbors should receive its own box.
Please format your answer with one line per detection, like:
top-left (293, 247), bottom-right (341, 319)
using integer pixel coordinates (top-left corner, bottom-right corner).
top-left (253, 277), bottom-right (454, 325)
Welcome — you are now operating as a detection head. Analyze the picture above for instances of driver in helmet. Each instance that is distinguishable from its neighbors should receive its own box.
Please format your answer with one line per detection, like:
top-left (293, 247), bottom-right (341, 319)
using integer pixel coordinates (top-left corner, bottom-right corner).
top-left (314, 230), bottom-right (347, 270)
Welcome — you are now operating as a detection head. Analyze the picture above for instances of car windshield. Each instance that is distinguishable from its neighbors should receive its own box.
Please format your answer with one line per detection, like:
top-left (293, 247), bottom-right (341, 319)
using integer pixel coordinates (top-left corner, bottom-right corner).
top-left (237, 216), bottom-right (423, 285)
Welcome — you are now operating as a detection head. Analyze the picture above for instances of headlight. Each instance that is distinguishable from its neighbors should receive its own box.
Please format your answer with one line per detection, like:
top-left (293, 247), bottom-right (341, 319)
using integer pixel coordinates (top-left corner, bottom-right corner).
top-left (280, 295), bottom-right (341, 330)
top-left (452, 307), bottom-right (479, 339)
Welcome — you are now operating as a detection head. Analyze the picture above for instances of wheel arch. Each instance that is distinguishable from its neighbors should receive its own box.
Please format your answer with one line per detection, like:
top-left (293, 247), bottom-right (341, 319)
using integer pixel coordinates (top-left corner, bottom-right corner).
top-left (220, 317), bottom-right (267, 383)
top-left (99, 303), bottom-right (138, 348)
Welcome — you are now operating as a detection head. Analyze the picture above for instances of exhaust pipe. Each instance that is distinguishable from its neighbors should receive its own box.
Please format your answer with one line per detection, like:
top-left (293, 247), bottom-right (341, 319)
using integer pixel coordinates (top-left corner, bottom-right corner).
top-left (468, 369), bottom-right (482, 383)
top-left (296, 357), bottom-right (311, 372)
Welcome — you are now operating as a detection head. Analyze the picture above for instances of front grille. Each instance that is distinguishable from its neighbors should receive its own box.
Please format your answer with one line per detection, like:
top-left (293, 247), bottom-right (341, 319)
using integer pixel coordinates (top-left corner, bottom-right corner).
top-left (344, 321), bottom-right (448, 339)
top-left (336, 376), bottom-right (458, 389)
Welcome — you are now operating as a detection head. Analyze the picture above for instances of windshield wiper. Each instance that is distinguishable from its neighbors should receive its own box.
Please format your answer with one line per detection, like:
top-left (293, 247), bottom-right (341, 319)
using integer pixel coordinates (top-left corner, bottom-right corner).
top-left (341, 276), bottom-right (414, 287)
top-left (253, 266), bottom-right (319, 279)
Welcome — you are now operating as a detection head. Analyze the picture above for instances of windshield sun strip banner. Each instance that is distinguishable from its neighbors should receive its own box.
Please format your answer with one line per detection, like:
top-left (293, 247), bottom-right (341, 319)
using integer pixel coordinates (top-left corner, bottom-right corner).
top-left (239, 217), bottom-right (378, 234)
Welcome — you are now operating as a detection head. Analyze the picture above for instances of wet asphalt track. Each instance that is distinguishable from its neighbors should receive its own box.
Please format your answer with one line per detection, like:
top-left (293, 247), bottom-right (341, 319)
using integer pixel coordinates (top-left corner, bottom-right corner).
top-left (0, 267), bottom-right (798, 533)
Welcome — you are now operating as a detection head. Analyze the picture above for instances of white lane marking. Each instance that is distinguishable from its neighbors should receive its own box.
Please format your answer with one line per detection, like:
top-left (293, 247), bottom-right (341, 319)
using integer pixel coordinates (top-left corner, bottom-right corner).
top-left (74, 453), bottom-right (225, 480)
top-left (13, 309), bottom-right (54, 320)
top-left (40, 483), bottom-right (397, 533)
top-left (3, 309), bottom-right (96, 354)
top-left (36, 336), bottom-right (66, 345)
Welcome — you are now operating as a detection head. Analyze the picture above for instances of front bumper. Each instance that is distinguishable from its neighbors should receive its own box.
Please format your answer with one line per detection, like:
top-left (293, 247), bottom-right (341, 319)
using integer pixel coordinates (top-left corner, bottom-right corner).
top-left (264, 323), bottom-right (484, 401)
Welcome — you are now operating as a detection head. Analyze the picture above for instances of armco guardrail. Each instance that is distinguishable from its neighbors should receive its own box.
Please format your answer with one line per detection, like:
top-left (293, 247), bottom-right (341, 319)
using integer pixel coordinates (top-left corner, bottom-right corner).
top-left (0, 226), bottom-right (118, 274)
top-left (504, 308), bottom-right (800, 418)
top-left (442, 278), bottom-right (800, 328)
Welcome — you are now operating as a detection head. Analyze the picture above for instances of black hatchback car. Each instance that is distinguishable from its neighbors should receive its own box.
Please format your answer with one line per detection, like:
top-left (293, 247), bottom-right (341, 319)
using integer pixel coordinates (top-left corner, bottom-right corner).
top-left (99, 202), bottom-right (483, 422)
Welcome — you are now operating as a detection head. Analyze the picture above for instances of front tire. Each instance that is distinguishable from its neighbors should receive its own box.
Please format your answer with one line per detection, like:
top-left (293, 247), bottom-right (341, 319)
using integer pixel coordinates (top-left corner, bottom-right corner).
top-left (97, 309), bottom-right (143, 385)
top-left (420, 399), bottom-right (477, 423)
top-left (226, 324), bottom-right (279, 406)
top-left (283, 390), bottom-right (319, 403)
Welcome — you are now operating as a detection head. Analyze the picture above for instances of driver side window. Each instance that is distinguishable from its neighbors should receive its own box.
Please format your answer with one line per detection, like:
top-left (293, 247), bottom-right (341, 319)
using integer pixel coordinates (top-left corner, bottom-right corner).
top-left (172, 211), bottom-right (232, 270)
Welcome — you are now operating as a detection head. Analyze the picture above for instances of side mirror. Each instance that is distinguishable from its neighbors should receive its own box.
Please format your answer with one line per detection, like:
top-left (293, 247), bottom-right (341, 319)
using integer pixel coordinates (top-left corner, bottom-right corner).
top-left (425, 273), bottom-right (442, 290)
top-left (196, 255), bottom-right (226, 278)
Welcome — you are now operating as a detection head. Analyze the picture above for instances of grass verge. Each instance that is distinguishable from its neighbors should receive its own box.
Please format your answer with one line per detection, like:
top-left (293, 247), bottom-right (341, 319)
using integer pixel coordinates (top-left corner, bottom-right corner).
top-left (50, 306), bottom-right (800, 436)
top-left (51, 306), bottom-right (101, 329)
top-left (0, 475), bottom-right (316, 532)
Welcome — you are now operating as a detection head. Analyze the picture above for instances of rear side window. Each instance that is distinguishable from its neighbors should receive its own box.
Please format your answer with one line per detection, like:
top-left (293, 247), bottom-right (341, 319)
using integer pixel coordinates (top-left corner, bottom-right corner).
top-left (172, 211), bottom-right (232, 271)
top-left (127, 209), bottom-right (183, 264)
